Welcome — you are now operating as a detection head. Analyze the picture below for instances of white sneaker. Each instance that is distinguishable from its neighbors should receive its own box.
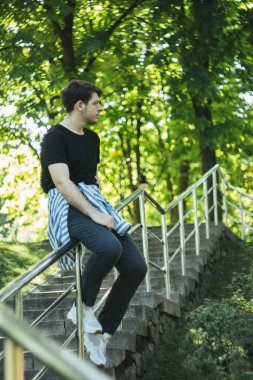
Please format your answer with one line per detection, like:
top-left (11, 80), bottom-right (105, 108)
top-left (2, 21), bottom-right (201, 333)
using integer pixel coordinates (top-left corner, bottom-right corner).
top-left (67, 303), bottom-right (102, 334)
top-left (84, 332), bottom-right (111, 367)
top-left (67, 302), bottom-right (77, 324)
top-left (83, 308), bottom-right (102, 334)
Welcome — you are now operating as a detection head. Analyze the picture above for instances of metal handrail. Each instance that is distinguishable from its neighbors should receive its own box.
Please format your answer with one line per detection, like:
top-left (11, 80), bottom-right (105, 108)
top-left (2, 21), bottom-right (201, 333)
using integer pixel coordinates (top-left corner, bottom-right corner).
top-left (228, 185), bottom-right (253, 201)
top-left (0, 162), bottom-right (237, 379)
top-left (0, 186), bottom-right (168, 376)
top-left (0, 165), bottom-right (218, 305)
top-left (115, 188), bottom-right (144, 212)
top-left (0, 238), bottom-right (78, 303)
top-left (218, 167), bottom-right (253, 240)
top-left (31, 283), bottom-right (75, 327)
top-left (0, 303), bottom-right (111, 380)
top-left (164, 164), bottom-right (219, 213)
top-left (115, 187), bottom-right (166, 214)
top-left (219, 168), bottom-right (253, 201)
top-left (143, 191), bottom-right (166, 214)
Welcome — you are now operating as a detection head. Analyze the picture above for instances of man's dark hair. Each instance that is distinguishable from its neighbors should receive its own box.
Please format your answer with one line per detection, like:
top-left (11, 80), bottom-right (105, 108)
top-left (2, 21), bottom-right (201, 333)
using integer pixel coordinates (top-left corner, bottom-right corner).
top-left (61, 80), bottom-right (102, 113)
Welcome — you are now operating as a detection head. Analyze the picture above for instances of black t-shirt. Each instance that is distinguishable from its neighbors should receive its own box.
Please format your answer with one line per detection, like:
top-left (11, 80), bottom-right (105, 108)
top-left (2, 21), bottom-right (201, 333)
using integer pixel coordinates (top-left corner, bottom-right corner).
top-left (40, 124), bottom-right (100, 193)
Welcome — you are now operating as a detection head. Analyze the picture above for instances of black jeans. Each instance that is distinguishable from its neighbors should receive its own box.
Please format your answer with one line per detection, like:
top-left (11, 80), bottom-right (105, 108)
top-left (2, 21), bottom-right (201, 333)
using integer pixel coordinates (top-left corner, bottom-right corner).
top-left (67, 205), bottom-right (147, 334)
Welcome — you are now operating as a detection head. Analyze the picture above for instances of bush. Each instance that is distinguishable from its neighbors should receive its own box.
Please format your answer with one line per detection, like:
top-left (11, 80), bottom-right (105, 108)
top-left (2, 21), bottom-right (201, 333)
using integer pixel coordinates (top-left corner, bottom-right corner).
top-left (183, 299), bottom-right (253, 379)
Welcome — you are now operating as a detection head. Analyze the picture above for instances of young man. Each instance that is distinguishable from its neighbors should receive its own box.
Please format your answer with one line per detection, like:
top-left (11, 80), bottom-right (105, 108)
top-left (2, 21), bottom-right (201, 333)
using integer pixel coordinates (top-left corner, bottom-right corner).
top-left (40, 80), bottom-right (147, 367)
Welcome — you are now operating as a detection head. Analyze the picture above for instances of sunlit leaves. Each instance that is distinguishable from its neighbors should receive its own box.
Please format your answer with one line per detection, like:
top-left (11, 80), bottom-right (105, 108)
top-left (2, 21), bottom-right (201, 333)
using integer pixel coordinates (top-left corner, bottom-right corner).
top-left (0, 0), bottom-right (253, 234)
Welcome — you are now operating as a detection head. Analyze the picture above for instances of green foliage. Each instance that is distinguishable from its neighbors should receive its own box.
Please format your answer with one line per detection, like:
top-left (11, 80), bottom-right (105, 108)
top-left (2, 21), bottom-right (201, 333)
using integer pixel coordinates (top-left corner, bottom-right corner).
top-left (0, 241), bottom-right (50, 289)
top-left (0, 143), bottom-right (48, 242)
top-left (142, 239), bottom-right (253, 380)
top-left (0, 0), bottom-right (253, 235)
top-left (184, 300), bottom-right (253, 379)
top-left (228, 268), bottom-right (253, 300)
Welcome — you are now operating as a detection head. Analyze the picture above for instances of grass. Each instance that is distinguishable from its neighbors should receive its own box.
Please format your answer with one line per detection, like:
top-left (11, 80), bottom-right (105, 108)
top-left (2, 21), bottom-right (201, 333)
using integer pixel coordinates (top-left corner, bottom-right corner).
top-left (0, 241), bottom-right (52, 291)
top-left (141, 238), bottom-right (253, 380)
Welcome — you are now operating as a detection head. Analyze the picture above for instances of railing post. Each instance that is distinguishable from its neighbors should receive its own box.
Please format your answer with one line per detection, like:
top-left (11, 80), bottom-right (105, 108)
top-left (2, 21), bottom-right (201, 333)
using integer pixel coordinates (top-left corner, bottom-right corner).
top-left (161, 214), bottom-right (170, 298)
top-left (5, 291), bottom-right (25, 380)
top-left (4, 340), bottom-right (24, 380)
top-left (178, 200), bottom-right (186, 276)
top-left (222, 177), bottom-right (228, 226)
top-left (139, 192), bottom-right (151, 292)
top-left (75, 244), bottom-right (84, 359)
top-left (15, 291), bottom-right (23, 320)
top-left (203, 179), bottom-right (210, 239)
top-left (212, 170), bottom-right (218, 226)
top-left (239, 195), bottom-right (245, 240)
top-left (192, 189), bottom-right (200, 256)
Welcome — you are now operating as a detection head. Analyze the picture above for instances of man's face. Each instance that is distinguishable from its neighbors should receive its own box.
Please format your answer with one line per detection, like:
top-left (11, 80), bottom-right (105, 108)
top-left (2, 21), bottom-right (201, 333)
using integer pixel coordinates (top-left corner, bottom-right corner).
top-left (82, 92), bottom-right (102, 124)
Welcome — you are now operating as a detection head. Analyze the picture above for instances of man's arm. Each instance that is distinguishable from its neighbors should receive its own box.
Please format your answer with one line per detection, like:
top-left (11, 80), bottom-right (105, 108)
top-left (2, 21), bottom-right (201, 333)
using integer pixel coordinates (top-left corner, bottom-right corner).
top-left (95, 169), bottom-right (101, 187)
top-left (48, 163), bottom-right (114, 231)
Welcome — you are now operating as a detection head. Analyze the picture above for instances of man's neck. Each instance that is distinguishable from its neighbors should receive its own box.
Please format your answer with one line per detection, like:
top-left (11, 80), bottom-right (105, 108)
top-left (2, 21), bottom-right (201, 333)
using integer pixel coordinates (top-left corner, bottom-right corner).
top-left (60, 114), bottom-right (86, 135)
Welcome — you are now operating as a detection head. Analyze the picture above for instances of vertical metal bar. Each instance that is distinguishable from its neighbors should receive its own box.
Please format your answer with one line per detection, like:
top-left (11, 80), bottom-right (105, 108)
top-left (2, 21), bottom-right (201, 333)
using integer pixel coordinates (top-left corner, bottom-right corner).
top-left (203, 179), bottom-right (210, 239)
top-left (15, 291), bottom-right (23, 320)
top-left (192, 189), bottom-right (200, 256)
top-left (178, 200), bottom-right (186, 276)
top-left (139, 192), bottom-right (151, 292)
top-left (239, 195), bottom-right (245, 240)
top-left (222, 177), bottom-right (228, 226)
top-left (161, 214), bottom-right (170, 298)
top-left (4, 340), bottom-right (24, 380)
top-left (7, 290), bottom-right (25, 380)
top-left (75, 244), bottom-right (84, 359)
top-left (212, 170), bottom-right (218, 226)
top-left (113, 268), bottom-right (122, 330)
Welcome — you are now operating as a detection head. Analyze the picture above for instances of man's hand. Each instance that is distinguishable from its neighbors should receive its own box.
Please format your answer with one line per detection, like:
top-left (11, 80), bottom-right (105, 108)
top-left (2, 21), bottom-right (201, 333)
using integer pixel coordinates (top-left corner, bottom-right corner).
top-left (91, 211), bottom-right (115, 231)
top-left (48, 163), bottom-right (114, 231)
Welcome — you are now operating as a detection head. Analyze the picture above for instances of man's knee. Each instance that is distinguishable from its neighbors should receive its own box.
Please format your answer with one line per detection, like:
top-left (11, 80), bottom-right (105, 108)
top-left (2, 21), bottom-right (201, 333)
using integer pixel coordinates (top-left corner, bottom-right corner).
top-left (134, 258), bottom-right (148, 281)
top-left (100, 238), bottom-right (122, 263)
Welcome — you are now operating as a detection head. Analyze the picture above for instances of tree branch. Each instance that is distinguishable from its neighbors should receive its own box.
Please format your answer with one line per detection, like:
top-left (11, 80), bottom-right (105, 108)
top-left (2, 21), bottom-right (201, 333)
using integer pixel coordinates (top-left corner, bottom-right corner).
top-left (44, 0), bottom-right (77, 74)
top-left (85, 1), bottom-right (141, 73)
top-left (0, 45), bottom-right (12, 53)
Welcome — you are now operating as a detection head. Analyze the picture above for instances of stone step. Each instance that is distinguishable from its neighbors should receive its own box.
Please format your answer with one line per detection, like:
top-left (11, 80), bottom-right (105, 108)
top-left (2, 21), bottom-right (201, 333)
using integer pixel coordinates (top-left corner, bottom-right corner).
top-left (121, 316), bottom-right (148, 337)
top-left (34, 331), bottom-right (133, 370)
top-left (45, 249), bottom-right (210, 288)
top-left (34, 283), bottom-right (76, 292)
top-left (125, 304), bottom-right (160, 324)
top-left (31, 268), bottom-right (190, 294)
top-left (130, 292), bottom-right (181, 318)
top-left (132, 226), bottom-right (223, 243)
top-left (0, 222), bottom-right (225, 380)
top-left (0, 312), bottom-right (149, 354)
top-left (34, 264), bottom-right (201, 294)
top-left (22, 296), bottom-right (75, 311)
top-left (24, 308), bottom-right (75, 322)
top-left (0, 331), bottom-right (135, 373)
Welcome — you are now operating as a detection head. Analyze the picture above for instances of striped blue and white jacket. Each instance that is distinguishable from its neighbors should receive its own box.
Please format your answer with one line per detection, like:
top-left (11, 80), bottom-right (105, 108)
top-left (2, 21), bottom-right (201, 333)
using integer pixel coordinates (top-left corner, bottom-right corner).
top-left (47, 183), bottom-right (131, 272)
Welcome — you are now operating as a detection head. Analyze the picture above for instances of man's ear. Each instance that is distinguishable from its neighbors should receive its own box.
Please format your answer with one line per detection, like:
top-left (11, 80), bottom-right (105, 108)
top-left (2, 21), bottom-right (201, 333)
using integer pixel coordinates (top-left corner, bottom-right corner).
top-left (75, 100), bottom-right (85, 111)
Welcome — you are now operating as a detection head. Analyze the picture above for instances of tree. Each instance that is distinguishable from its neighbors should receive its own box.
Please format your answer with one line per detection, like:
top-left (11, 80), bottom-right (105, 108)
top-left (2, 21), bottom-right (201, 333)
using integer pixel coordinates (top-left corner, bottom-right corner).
top-left (0, 0), bottom-right (252, 233)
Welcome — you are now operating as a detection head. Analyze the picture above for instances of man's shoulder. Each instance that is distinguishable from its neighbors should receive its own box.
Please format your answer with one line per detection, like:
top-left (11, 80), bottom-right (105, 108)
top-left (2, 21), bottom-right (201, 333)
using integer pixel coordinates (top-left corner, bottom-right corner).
top-left (86, 128), bottom-right (100, 140)
top-left (42, 125), bottom-right (66, 141)
top-left (45, 124), bottom-right (64, 136)
top-left (40, 125), bottom-right (67, 153)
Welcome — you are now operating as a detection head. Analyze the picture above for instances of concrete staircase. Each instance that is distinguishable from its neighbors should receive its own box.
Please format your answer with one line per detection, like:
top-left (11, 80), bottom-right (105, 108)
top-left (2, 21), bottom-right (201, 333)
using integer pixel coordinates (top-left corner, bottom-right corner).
top-left (0, 222), bottom-right (226, 380)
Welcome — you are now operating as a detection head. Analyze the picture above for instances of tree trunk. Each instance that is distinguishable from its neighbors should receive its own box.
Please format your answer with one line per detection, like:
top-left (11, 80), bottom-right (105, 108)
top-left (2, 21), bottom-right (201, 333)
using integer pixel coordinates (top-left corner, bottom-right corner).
top-left (45, 0), bottom-right (77, 76)
top-left (118, 131), bottom-right (140, 224)
top-left (200, 146), bottom-right (217, 175)
top-left (192, 99), bottom-right (219, 221)
top-left (179, 159), bottom-right (190, 217)
top-left (166, 174), bottom-right (178, 224)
